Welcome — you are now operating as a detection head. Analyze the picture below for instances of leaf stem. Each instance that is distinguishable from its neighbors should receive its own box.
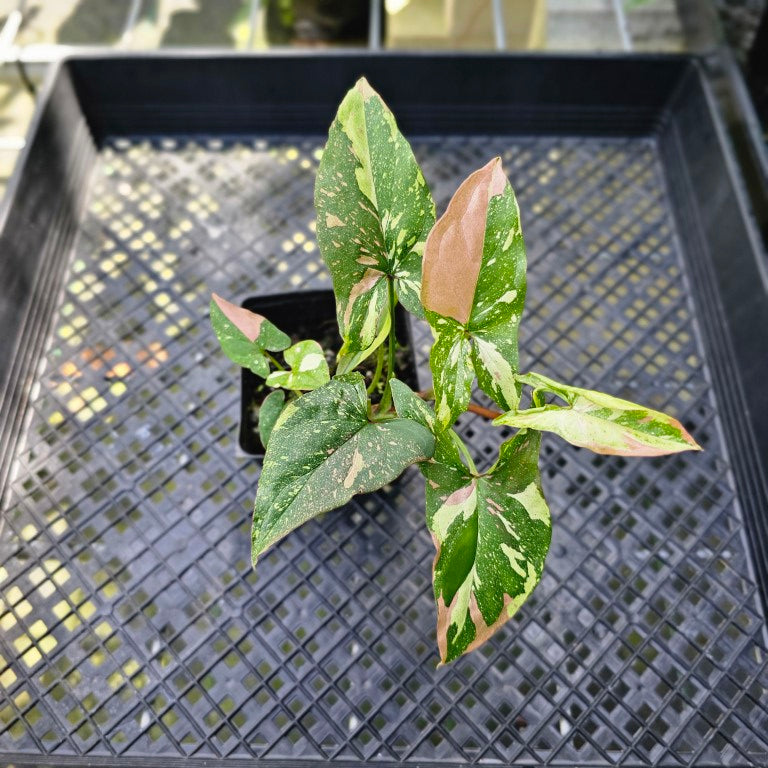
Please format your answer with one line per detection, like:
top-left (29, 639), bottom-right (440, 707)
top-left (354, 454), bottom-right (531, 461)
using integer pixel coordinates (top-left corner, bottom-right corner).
top-left (467, 403), bottom-right (503, 420)
top-left (366, 344), bottom-right (385, 395)
top-left (450, 430), bottom-right (478, 475)
top-left (378, 277), bottom-right (398, 413)
top-left (416, 389), bottom-right (502, 421)
top-left (386, 276), bottom-right (397, 381)
top-left (266, 352), bottom-right (285, 371)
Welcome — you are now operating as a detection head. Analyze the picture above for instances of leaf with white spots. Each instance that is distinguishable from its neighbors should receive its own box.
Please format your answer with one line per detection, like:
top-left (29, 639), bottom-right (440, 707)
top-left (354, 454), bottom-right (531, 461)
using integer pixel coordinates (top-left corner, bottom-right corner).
top-left (258, 389), bottom-right (286, 449)
top-left (426, 429), bottom-right (550, 664)
top-left (252, 373), bottom-right (435, 563)
top-left (315, 78), bottom-right (435, 356)
top-left (470, 324), bottom-right (520, 414)
top-left (495, 372), bottom-right (702, 457)
top-left (210, 293), bottom-right (290, 377)
top-left (421, 158), bottom-right (527, 423)
top-left (266, 340), bottom-right (330, 391)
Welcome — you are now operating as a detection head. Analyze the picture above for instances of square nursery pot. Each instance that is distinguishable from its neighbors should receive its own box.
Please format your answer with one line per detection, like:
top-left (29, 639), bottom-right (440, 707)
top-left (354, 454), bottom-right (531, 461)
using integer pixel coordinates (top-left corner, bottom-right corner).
top-left (239, 289), bottom-right (419, 456)
top-left (0, 54), bottom-right (767, 767)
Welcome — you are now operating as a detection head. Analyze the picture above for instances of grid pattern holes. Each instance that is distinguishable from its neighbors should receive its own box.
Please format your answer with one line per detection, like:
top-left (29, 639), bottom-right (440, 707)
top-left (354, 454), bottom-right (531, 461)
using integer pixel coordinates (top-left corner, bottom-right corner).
top-left (0, 135), bottom-right (766, 765)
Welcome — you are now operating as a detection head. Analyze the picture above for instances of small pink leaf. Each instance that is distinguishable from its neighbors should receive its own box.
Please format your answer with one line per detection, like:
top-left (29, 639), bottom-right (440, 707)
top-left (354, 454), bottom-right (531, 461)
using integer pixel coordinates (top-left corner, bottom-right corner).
top-left (211, 293), bottom-right (265, 343)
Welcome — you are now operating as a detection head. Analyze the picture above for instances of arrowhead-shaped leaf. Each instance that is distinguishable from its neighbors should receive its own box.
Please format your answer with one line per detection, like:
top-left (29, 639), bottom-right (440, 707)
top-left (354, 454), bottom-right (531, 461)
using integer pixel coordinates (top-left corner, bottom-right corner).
top-left (266, 340), bottom-right (330, 391)
top-left (431, 430), bottom-right (549, 664)
top-left (258, 389), bottom-right (286, 449)
top-left (496, 371), bottom-right (702, 456)
top-left (470, 323), bottom-right (521, 416)
top-left (315, 78), bottom-right (435, 355)
top-left (390, 381), bottom-right (549, 664)
top-left (421, 158), bottom-right (527, 426)
top-left (252, 373), bottom-right (435, 563)
top-left (210, 294), bottom-right (290, 377)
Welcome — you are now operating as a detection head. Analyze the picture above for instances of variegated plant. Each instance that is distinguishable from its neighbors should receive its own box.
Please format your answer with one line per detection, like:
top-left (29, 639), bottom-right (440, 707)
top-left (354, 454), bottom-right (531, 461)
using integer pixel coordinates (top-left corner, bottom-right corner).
top-left (211, 79), bottom-right (701, 665)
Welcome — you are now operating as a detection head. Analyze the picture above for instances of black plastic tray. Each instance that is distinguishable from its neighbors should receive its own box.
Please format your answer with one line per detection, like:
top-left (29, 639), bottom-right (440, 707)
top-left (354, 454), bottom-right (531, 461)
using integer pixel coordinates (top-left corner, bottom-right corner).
top-left (0, 54), bottom-right (767, 767)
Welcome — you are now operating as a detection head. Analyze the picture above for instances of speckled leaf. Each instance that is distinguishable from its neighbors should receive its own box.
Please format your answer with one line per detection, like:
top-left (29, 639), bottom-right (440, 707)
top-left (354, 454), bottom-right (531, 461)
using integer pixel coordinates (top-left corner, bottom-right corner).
top-left (315, 78), bottom-right (435, 354)
top-left (210, 294), bottom-right (290, 377)
top-left (422, 158), bottom-right (527, 420)
top-left (496, 371), bottom-right (702, 456)
top-left (429, 318), bottom-right (475, 429)
top-left (390, 381), bottom-right (549, 662)
top-left (266, 340), bottom-right (330, 391)
top-left (252, 373), bottom-right (435, 563)
top-left (258, 389), bottom-right (285, 449)
top-left (426, 429), bottom-right (550, 664)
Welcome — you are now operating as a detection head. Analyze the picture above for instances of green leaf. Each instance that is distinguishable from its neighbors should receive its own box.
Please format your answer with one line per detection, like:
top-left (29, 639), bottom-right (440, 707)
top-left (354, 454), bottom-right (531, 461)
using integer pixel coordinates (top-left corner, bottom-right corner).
top-left (421, 157), bottom-right (527, 423)
top-left (427, 429), bottom-right (549, 664)
top-left (314, 78), bottom-right (435, 355)
top-left (266, 340), bottom-right (330, 391)
top-left (258, 389), bottom-right (286, 449)
top-left (252, 373), bottom-right (435, 562)
top-left (390, 377), bottom-right (437, 429)
top-left (495, 371), bottom-right (702, 456)
top-left (470, 324), bottom-right (520, 415)
top-left (210, 294), bottom-right (290, 377)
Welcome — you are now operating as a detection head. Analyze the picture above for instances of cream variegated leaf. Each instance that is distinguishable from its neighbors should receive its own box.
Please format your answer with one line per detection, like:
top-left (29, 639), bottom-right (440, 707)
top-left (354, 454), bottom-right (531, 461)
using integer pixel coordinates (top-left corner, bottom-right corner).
top-left (252, 374), bottom-right (435, 563)
top-left (210, 294), bottom-right (291, 377)
top-left (390, 381), bottom-right (549, 664)
top-left (336, 311), bottom-right (391, 376)
top-left (266, 340), bottom-right (330, 391)
top-left (496, 371), bottom-right (702, 456)
top-left (315, 78), bottom-right (435, 356)
top-left (390, 379), bottom-right (466, 473)
top-left (422, 158), bottom-right (527, 427)
top-left (428, 430), bottom-right (549, 664)
top-left (470, 325), bottom-right (520, 417)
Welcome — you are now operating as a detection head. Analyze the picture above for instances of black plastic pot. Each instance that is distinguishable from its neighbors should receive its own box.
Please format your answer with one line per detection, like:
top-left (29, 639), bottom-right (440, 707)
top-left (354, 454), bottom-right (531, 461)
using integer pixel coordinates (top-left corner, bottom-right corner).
top-left (239, 289), bottom-right (419, 456)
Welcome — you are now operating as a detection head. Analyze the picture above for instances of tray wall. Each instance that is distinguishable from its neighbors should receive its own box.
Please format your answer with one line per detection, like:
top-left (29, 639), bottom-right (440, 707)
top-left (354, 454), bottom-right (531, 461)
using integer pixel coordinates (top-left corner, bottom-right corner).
top-left (0, 64), bottom-right (96, 500)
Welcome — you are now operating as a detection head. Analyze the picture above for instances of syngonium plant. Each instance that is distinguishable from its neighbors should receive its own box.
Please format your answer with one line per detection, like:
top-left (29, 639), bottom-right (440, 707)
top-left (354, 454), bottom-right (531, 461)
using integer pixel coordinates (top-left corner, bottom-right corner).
top-left (211, 78), bottom-right (701, 664)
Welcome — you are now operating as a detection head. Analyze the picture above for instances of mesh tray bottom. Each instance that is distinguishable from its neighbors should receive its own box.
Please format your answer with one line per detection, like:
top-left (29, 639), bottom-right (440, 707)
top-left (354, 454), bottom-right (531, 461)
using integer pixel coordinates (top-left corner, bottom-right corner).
top-left (1, 135), bottom-right (767, 765)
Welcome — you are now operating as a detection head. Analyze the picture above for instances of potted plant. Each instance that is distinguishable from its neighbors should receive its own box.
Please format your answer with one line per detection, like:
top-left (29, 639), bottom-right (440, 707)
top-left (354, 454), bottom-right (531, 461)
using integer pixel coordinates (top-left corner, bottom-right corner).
top-left (211, 78), bottom-right (700, 665)
top-left (234, 289), bottom-right (419, 456)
